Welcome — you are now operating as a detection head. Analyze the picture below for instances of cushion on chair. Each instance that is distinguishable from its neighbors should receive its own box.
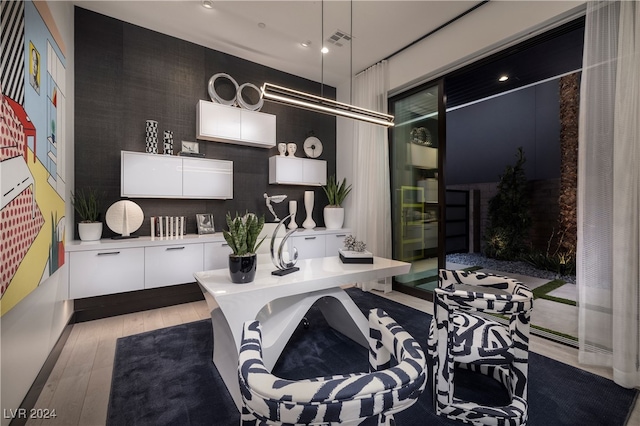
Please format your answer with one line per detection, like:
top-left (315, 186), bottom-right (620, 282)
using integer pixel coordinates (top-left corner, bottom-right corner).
top-left (238, 309), bottom-right (426, 425)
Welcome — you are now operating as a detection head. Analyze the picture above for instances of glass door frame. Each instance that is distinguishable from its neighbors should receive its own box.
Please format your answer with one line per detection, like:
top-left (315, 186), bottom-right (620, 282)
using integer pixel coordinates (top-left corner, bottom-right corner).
top-left (388, 78), bottom-right (447, 301)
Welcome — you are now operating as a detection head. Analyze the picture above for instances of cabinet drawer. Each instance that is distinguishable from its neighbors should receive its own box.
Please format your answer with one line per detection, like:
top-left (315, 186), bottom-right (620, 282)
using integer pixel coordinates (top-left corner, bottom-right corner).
top-left (69, 248), bottom-right (144, 299)
top-left (289, 234), bottom-right (326, 260)
top-left (145, 244), bottom-right (204, 289)
top-left (324, 232), bottom-right (349, 256)
top-left (203, 241), bottom-right (233, 271)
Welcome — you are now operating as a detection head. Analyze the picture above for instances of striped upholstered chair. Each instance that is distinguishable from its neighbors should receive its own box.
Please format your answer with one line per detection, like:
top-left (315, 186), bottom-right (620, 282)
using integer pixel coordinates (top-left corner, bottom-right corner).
top-left (238, 308), bottom-right (426, 425)
top-left (427, 269), bottom-right (534, 426)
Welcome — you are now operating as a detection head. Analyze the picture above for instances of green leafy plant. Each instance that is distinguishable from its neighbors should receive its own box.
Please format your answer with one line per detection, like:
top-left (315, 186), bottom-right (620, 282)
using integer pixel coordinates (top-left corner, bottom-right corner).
top-left (71, 187), bottom-right (102, 222)
top-left (322, 175), bottom-right (352, 207)
top-left (484, 147), bottom-right (531, 260)
top-left (521, 229), bottom-right (576, 276)
top-left (222, 212), bottom-right (266, 256)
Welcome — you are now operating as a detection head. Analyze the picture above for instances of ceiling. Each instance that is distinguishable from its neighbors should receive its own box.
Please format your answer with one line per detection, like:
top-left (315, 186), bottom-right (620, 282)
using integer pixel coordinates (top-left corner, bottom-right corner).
top-left (73, 0), bottom-right (483, 87)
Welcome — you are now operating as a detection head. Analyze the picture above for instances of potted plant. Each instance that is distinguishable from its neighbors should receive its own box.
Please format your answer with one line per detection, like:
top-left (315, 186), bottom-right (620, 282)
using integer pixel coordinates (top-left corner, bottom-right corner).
top-left (322, 175), bottom-right (352, 230)
top-left (223, 212), bottom-right (266, 283)
top-left (71, 187), bottom-right (103, 241)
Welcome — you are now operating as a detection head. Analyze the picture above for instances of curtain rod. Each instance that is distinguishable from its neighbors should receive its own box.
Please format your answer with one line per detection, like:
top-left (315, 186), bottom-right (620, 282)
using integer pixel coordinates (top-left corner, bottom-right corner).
top-left (356, 0), bottom-right (490, 77)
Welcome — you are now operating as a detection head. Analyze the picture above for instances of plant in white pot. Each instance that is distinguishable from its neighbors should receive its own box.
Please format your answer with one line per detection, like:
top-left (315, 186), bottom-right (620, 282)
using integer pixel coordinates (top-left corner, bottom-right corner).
top-left (322, 175), bottom-right (352, 230)
top-left (71, 188), bottom-right (103, 241)
top-left (223, 212), bottom-right (266, 283)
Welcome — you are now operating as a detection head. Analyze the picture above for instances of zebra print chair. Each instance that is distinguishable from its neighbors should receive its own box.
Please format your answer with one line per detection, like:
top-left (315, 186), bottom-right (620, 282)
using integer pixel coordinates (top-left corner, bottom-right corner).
top-left (238, 308), bottom-right (426, 425)
top-left (427, 269), bottom-right (533, 426)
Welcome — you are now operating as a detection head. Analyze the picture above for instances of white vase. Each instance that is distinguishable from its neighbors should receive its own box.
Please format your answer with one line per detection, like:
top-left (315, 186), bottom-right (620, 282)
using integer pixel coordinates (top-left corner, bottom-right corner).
top-left (78, 222), bottom-right (103, 241)
top-left (288, 201), bottom-right (298, 230)
top-left (302, 191), bottom-right (316, 229)
top-left (323, 207), bottom-right (344, 230)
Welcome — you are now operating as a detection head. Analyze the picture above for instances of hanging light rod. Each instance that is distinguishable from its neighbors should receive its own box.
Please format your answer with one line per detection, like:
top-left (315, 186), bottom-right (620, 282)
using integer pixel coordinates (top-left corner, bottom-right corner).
top-left (261, 83), bottom-right (394, 127)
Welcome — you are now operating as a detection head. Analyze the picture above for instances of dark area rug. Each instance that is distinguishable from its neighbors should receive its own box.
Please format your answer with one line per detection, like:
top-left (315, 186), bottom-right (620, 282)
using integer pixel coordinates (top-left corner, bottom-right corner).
top-left (108, 288), bottom-right (638, 426)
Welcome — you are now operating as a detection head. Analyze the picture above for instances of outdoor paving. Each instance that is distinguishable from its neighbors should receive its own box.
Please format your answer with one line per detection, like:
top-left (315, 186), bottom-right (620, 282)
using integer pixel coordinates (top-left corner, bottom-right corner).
top-left (445, 262), bottom-right (578, 340)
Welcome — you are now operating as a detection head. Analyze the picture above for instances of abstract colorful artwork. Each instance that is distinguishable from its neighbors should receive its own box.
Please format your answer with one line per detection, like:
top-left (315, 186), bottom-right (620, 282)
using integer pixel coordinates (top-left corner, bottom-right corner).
top-left (0, 0), bottom-right (66, 315)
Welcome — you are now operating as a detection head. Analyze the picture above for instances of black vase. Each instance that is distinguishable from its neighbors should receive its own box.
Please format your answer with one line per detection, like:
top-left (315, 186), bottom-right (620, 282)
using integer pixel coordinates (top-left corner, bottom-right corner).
top-left (228, 254), bottom-right (257, 283)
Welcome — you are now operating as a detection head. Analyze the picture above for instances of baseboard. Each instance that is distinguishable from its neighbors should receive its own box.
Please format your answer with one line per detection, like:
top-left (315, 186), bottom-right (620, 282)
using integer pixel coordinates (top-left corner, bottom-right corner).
top-left (11, 317), bottom-right (75, 426)
top-left (74, 282), bottom-right (204, 323)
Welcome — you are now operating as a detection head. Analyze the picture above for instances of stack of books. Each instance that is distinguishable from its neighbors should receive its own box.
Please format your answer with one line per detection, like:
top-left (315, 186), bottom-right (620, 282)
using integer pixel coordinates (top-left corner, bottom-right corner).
top-left (338, 248), bottom-right (374, 264)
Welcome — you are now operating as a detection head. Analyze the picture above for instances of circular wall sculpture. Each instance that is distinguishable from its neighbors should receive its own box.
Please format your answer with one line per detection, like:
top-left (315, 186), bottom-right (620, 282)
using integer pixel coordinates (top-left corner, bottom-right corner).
top-left (236, 83), bottom-right (264, 111)
top-left (208, 73), bottom-right (239, 106)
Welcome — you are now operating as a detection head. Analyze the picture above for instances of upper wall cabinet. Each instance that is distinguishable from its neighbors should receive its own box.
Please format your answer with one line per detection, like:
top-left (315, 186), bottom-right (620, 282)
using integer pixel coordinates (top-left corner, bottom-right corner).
top-left (121, 151), bottom-right (233, 199)
top-left (269, 156), bottom-right (327, 186)
top-left (196, 100), bottom-right (276, 148)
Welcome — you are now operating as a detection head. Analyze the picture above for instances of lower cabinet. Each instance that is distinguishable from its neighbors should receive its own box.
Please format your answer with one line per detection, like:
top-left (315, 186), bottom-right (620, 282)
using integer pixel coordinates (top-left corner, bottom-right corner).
top-left (144, 244), bottom-right (204, 289)
top-left (203, 241), bottom-right (233, 271)
top-left (289, 234), bottom-right (326, 260)
top-left (325, 232), bottom-right (349, 256)
top-left (69, 248), bottom-right (145, 299)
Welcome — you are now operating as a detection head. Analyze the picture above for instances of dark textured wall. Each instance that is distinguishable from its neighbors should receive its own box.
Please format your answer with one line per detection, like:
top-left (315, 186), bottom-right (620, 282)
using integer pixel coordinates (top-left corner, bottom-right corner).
top-left (74, 7), bottom-right (336, 238)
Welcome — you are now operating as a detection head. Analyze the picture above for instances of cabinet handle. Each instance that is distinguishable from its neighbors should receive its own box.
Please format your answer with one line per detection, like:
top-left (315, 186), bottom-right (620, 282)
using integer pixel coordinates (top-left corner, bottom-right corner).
top-left (97, 251), bottom-right (120, 256)
top-left (305, 236), bottom-right (316, 240)
top-left (335, 234), bottom-right (346, 238)
top-left (166, 246), bottom-right (186, 251)
top-left (221, 243), bottom-right (229, 247)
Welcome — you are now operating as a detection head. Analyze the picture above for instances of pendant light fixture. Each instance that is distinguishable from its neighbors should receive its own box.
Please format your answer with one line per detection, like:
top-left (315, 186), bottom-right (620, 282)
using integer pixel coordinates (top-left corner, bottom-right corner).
top-left (261, 1), bottom-right (394, 127)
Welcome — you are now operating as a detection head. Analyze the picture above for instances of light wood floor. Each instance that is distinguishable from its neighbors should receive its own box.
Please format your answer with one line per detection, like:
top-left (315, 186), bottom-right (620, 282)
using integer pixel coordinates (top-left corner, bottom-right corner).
top-left (27, 289), bottom-right (639, 426)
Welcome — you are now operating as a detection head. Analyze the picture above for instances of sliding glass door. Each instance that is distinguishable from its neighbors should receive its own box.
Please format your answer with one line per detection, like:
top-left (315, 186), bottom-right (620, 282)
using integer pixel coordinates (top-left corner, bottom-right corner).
top-left (389, 80), bottom-right (445, 299)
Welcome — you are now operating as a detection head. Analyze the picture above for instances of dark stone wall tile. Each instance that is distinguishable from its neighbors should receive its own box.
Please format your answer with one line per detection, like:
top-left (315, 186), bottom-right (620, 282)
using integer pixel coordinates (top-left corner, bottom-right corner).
top-left (74, 7), bottom-right (336, 238)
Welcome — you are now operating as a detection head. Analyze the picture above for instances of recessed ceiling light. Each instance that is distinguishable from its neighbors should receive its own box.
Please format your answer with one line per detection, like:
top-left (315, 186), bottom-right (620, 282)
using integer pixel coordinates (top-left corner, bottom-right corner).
top-left (498, 75), bottom-right (509, 82)
top-left (321, 47), bottom-right (329, 54)
top-left (301, 41), bottom-right (311, 48)
top-left (201, 0), bottom-right (213, 9)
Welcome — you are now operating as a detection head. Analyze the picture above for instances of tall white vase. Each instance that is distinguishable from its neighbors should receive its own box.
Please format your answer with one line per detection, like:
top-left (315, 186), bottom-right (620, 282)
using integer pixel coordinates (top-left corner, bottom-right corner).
top-left (302, 191), bottom-right (316, 229)
top-left (288, 201), bottom-right (298, 230)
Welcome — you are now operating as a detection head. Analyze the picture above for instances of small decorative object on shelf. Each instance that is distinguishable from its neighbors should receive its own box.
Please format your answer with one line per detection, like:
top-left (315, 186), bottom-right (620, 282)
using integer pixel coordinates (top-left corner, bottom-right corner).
top-left (322, 175), bottom-right (352, 229)
top-left (303, 134), bottom-right (323, 158)
top-left (196, 213), bottom-right (215, 234)
top-left (71, 187), bottom-right (103, 241)
top-left (105, 200), bottom-right (144, 239)
top-left (163, 130), bottom-right (174, 155)
top-left (288, 200), bottom-right (298, 230)
top-left (264, 193), bottom-right (287, 221)
top-left (180, 141), bottom-right (204, 157)
top-left (302, 190), bottom-right (316, 229)
top-left (278, 143), bottom-right (287, 156)
top-left (287, 142), bottom-right (297, 157)
top-left (152, 216), bottom-right (185, 238)
top-left (145, 120), bottom-right (158, 154)
top-left (223, 212), bottom-right (266, 284)
top-left (270, 213), bottom-right (299, 276)
top-left (339, 234), bottom-right (373, 264)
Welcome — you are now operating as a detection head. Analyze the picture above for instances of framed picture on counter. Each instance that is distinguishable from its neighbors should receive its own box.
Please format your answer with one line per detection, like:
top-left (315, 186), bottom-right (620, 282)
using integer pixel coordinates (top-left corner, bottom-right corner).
top-left (196, 213), bottom-right (215, 234)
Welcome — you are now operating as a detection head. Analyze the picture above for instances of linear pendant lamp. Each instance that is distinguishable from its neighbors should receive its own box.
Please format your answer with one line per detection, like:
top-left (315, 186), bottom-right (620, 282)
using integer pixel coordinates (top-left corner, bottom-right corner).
top-left (261, 83), bottom-right (394, 127)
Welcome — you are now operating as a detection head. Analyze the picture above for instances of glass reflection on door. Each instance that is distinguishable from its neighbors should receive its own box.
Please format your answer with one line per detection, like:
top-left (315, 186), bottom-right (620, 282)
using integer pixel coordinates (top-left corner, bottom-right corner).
top-left (389, 82), bottom-right (442, 298)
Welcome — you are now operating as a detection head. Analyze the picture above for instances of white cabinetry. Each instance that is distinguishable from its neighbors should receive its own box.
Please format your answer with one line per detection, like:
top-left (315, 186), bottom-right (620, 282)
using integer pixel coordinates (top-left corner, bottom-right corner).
top-left (290, 234), bottom-right (326, 260)
top-left (196, 100), bottom-right (276, 148)
top-left (269, 156), bottom-right (327, 186)
top-left (182, 157), bottom-right (233, 199)
top-left (324, 231), bottom-right (349, 256)
top-left (121, 151), bottom-right (233, 199)
top-left (121, 152), bottom-right (182, 197)
top-left (69, 248), bottom-right (144, 299)
top-left (204, 241), bottom-right (233, 271)
top-left (145, 244), bottom-right (204, 289)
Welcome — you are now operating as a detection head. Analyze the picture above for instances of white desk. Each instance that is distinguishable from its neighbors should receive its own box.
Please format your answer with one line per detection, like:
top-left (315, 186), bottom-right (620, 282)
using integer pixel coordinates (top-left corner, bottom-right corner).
top-left (194, 256), bottom-right (411, 409)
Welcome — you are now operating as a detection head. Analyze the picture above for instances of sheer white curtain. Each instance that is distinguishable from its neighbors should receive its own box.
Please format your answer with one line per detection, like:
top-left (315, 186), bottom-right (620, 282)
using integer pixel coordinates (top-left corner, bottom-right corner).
top-left (351, 61), bottom-right (392, 292)
top-left (578, 0), bottom-right (640, 388)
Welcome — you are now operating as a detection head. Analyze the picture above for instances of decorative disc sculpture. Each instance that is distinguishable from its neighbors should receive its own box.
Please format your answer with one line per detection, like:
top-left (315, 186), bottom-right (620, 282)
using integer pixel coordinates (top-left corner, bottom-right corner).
top-left (270, 213), bottom-right (299, 276)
